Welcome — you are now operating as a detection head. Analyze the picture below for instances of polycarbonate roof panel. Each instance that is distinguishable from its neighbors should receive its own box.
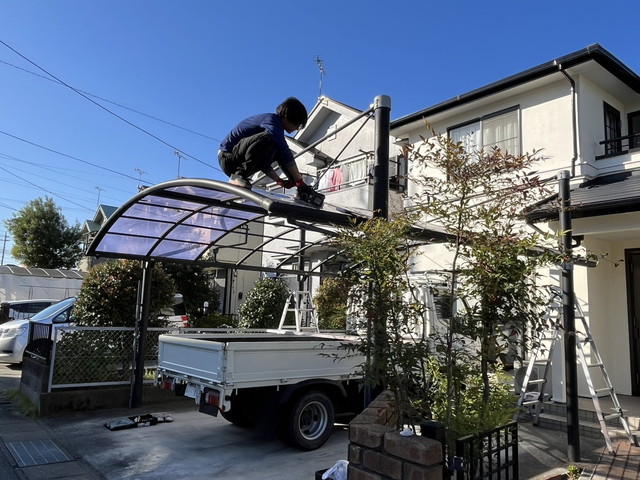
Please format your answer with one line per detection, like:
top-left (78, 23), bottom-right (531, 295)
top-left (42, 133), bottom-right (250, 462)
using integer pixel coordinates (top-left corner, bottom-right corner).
top-left (87, 178), bottom-right (372, 272)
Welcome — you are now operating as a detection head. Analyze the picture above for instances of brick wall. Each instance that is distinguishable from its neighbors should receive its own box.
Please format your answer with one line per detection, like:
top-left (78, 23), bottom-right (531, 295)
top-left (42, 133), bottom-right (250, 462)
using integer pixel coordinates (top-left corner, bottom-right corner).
top-left (348, 390), bottom-right (444, 480)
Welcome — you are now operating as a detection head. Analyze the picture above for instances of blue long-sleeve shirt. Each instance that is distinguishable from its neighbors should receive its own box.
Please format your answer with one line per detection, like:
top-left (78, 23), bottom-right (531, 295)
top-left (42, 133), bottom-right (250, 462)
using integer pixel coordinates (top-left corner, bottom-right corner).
top-left (219, 113), bottom-right (295, 168)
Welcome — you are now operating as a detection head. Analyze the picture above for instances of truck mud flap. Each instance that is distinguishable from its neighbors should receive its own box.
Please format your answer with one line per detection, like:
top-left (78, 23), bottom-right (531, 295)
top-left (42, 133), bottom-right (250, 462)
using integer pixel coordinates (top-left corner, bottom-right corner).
top-left (198, 390), bottom-right (220, 417)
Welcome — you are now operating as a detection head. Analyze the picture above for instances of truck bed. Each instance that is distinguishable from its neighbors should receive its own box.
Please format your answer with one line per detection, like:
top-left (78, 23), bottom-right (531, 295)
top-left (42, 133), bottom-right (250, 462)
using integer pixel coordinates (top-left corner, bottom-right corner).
top-left (157, 332), bottom-right (363, 390)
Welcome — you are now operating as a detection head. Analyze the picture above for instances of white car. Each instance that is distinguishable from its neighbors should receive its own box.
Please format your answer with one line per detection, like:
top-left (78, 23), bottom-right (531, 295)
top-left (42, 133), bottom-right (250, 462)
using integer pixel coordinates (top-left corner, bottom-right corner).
top-left (0, 297), bottom-right (76, 364)
top-left (1, 299), bottom-right (58, 324)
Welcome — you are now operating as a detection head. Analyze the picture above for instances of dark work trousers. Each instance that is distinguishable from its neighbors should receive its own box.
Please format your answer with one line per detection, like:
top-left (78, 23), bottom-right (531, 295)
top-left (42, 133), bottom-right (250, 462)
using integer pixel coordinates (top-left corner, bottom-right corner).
top-left (218, 131), bottom-right (278, 181)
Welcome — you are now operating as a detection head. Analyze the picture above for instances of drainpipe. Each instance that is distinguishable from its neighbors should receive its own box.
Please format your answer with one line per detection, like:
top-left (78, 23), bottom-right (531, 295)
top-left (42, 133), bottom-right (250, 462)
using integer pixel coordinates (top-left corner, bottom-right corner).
top-left (556, 62), bottom-right (578, 177)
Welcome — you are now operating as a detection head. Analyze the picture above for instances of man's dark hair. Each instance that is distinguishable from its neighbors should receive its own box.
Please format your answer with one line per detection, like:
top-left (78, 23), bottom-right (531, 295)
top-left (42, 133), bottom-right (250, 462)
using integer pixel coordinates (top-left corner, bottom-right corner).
top-left (276, 97), bottom-right (308, 128)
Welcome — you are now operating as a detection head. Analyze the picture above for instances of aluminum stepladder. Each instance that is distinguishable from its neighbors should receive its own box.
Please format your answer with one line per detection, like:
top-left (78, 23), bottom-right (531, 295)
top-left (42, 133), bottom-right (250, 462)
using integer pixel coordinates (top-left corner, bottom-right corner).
top-left (517, 286), bottom-right (637, 453)
top-left (277, 291), bottom-right (319, 333)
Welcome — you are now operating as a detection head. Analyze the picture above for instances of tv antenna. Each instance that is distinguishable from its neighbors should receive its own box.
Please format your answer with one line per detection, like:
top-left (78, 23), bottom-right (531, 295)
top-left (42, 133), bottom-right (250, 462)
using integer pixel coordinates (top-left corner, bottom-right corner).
top-left (174, 150), bottom-right (186, 178)
top-left (315, 56), bottom-right (326, 99)
top-left (95, 186), bottom-right (105, 206)
top-left (134, 168), bottom-right (147, 190)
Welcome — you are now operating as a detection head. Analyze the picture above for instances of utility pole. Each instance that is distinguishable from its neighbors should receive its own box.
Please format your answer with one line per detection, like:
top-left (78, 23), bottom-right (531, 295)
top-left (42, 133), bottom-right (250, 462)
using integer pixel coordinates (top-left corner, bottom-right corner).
top-left (95, 186), bottom-right (105, 207)
top-left (315, 56), bottom-right (326, 99)
top-left (1, 232), bottom-right (7, 265)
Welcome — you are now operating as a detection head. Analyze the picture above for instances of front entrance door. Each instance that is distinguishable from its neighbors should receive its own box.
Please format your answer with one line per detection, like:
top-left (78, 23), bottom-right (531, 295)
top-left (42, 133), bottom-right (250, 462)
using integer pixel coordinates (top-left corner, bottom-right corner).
top-left (626, 249), bottom-right (640, 395)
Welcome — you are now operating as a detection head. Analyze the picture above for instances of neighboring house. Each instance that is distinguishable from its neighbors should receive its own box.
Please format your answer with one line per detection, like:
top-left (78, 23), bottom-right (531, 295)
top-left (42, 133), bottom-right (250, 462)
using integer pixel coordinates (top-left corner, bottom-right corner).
top-left (391, 44), bottom-right (640, 397)
top-left (79, 204), bottom-right (118, 271)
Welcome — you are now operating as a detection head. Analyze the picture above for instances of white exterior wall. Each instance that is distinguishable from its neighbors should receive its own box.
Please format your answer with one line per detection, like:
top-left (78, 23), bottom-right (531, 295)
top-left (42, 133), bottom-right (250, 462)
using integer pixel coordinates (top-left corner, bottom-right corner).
top-left (576, 75), bottom-right (640, 177)
top-left (519, 82), bottom-right (574, 176)
top-left (395, 58), bottom-right (640, 398)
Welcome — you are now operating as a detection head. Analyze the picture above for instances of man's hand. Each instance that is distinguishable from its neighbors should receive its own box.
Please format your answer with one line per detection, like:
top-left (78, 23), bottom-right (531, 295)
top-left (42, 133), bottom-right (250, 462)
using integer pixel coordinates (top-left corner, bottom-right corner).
top-left (276, 179), bottom-right (296, 189)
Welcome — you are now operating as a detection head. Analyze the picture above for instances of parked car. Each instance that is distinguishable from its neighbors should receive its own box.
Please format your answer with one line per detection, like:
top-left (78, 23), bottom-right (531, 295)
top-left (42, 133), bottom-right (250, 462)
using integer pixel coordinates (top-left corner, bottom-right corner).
top-left (0, 299), bottom-right (58, 325)
top-left (160, 293), bottom-right (190, 328)
top-left (0, 297), bottom-right (76, 364)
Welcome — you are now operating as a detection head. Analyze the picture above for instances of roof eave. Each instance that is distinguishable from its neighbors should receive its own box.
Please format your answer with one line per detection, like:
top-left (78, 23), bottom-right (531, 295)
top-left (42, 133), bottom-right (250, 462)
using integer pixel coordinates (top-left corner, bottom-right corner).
top-left (392, 44), bottom-right (640, 130)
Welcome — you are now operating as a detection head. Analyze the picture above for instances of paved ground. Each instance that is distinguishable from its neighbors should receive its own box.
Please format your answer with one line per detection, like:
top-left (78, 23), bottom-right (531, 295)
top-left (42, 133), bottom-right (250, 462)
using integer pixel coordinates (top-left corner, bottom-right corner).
top-left (1, 362), bottom-right (640, 479)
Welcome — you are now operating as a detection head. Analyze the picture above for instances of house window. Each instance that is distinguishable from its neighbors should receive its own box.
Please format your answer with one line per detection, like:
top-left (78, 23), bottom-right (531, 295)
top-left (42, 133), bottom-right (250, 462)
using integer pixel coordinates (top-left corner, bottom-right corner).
top-left (603, 102), bottom-right (622, 155)
top-left (389, 155), bottom-right (407, 191)
top-left (448, 107), bottom-right (520, 155)
top-left (628, 111), bottom-right (640, 150)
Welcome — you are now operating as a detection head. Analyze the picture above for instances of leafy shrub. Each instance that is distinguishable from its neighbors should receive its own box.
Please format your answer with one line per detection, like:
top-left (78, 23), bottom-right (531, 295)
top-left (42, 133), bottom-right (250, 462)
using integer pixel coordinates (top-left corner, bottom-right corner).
top-left (425, 358), bottom-right (517, 446)
top-left (313, 277), bottom-right (353, 330)
top-left (74, 259), bottom-right (175, 327)
top-left (238, 277), bottom-right (289, 329)
top-left (190, 312), bottom-right (238, 328)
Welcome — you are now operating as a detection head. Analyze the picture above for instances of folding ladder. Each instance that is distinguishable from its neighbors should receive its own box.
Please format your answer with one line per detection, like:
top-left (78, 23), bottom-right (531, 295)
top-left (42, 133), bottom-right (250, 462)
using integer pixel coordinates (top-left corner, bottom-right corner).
top-left (517, 287), bottom-right (637, 453)
top-left (277, 291), bottom-right (319, 333)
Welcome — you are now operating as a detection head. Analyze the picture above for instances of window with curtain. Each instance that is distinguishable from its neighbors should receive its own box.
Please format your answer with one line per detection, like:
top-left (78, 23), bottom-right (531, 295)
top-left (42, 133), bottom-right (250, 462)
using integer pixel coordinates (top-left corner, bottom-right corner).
top-left (448, 107), bottom-right (520, 155)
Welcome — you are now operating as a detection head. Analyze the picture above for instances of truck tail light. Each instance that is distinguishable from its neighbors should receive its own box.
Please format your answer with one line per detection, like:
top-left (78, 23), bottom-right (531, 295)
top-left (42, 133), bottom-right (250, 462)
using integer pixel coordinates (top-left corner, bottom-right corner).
top-left (161, 379), bottom-right (174, 391)
top-left (181, 315), bottom-right (189, 327)
top-left (204, 389), bottom-right (220, 407)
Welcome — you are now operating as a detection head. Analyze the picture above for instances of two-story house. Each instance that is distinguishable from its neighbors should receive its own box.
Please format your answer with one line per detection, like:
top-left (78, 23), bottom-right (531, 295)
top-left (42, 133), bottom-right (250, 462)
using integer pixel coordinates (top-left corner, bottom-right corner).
top-left (391, 44), bottom-right (640, 397)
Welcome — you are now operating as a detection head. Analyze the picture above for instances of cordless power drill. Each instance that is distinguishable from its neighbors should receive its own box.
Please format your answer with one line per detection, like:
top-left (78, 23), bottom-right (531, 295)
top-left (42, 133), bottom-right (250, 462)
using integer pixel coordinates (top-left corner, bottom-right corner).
top-left (296, 180), bottom-right (325, 208)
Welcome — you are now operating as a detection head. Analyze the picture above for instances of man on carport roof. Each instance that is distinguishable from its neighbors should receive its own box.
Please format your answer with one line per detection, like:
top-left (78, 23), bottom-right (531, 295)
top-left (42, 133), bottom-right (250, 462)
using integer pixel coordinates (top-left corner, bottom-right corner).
top-left (217, 97), bottom-right (315, 199)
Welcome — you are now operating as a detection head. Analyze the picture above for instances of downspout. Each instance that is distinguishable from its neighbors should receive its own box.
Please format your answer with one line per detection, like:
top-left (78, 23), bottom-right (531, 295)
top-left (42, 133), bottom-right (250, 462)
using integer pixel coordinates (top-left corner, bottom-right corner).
top-left (555, 61), bottom-right (578, 177)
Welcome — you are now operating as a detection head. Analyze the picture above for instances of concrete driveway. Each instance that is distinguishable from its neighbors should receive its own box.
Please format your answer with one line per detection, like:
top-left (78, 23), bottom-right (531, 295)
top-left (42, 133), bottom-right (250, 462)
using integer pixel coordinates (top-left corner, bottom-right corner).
top-left (0, 363), bottom-right (347, 480)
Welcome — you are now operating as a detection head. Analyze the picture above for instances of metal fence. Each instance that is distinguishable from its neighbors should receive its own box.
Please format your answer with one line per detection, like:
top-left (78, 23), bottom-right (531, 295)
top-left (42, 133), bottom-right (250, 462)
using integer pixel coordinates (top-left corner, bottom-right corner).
top-left (454, 421), bottom-right (519, 480)
top-left (47, 326), bottom-right (175, 391)
top-left (23, 326), bottom-right (277, 392)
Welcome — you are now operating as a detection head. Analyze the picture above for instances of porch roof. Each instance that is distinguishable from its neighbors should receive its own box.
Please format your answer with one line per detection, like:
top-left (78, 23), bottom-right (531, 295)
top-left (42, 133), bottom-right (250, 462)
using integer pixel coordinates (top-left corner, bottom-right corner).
top-left (525, 169), bottom-right (640, 222)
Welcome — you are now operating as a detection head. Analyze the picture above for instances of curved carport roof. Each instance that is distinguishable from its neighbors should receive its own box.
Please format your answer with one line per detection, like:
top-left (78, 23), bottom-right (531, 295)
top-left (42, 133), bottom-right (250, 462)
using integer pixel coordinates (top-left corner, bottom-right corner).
top-left (86, 178), bottom-right (373, 275)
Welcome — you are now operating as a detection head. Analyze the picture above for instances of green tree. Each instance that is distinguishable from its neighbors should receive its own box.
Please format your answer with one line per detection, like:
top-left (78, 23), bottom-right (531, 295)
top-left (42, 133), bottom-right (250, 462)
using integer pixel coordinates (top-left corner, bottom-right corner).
top-left (4, 196), bottom-right (82, 268)
top-left (238, 277), bottom-right (289, 329)
top-left (333, 215), bottom-right (430, 427)
top-left (74, 259), bottom-right (175, 327)
top-left (406, 129), bottom-right (558, 433)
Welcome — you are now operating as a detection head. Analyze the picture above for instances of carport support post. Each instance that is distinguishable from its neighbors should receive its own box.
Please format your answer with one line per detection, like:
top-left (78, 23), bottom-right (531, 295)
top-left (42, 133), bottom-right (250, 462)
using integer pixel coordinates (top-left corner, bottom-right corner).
top-left (364, 95), bottom-right (391, 407)
top-left (130, 260), bottom-right (154, 408)
top-left (558, 170), bottom-right (581, 462)
top-left (373, 95), bottom-right (391, 220)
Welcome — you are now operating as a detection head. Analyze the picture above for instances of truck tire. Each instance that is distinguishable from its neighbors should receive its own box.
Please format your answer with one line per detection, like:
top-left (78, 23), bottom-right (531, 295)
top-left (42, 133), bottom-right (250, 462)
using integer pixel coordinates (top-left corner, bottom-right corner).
top-left (281, 390), bottom-right (334, 450)
top-left (220, 395), bottom-right (257, 428)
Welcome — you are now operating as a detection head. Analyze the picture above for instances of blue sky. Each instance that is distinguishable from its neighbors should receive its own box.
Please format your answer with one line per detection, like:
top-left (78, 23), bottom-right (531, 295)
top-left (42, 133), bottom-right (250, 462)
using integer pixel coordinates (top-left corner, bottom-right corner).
top-left (1, 0), bottom-right (638, 266)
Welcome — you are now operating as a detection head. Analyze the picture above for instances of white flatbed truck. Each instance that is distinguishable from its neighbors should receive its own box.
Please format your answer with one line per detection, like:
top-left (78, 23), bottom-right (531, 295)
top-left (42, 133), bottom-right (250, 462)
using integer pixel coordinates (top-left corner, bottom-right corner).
top-left (156, 331), bottom-right (365, 450)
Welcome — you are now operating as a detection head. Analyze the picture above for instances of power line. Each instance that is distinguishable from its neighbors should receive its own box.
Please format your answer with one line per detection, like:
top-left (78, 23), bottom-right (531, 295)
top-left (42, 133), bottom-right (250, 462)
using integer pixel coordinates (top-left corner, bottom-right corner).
top-left (0, 150), bottom-right (143, 196)
top-left (0, 129), bottom-right (143, 182)
top-left (0, 58), bottom-right (221, 143)
top-left (0, 165), bottom-right (93, 211)
top-left (0, 40), bottom-right (218, 171)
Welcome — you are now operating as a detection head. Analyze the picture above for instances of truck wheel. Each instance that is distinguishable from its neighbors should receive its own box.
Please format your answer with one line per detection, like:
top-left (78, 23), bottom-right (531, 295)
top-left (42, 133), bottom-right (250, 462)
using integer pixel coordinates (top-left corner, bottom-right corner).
top-left (220, 396), bottom-right (257, 428)
top-left (282, 391), bottom-right (334, 450)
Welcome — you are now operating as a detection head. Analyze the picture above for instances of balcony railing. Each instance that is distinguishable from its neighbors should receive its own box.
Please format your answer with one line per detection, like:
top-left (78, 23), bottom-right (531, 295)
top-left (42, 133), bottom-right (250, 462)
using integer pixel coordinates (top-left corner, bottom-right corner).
top-left (597, 133), bottom-right (640, 160)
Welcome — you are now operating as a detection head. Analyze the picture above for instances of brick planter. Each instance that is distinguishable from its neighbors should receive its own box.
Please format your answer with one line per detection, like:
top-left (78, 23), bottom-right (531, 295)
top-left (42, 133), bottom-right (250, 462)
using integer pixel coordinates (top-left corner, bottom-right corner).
top-left (348, 391), bottom-right (444, 480)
